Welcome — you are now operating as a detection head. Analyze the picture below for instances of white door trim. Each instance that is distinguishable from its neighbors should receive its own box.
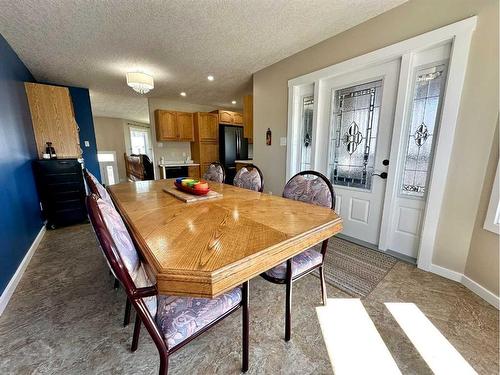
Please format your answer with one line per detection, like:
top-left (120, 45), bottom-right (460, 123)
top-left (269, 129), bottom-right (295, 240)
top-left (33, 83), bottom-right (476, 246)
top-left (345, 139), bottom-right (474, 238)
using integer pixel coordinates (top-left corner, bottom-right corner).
top-left (286, 16), bottom-right (477, 271)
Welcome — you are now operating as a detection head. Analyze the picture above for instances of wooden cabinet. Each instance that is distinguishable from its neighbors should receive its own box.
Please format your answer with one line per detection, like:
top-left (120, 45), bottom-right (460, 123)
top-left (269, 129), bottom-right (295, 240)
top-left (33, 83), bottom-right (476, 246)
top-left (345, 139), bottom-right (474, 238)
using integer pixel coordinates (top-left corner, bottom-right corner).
top-left (233, 112), bottom-right (243, 125)
top-left (243, 95), bottom-right (253, 143)
top-left (196, 112), bottom-right (219, 142)
top-left (155, 110), bottom-right (194, 142)
top-left (191, 112), bottom-right (220, 179)
top-left (25, 83), bottom-right (81, 158)
top-left (177, 112), bottom-right (194, 141)
top-left (211, 110), bottom-right (243, 126)
top-left (155, 111), bottom-right (177, 141)
top-left (188, 165), bottom-right (200, 179)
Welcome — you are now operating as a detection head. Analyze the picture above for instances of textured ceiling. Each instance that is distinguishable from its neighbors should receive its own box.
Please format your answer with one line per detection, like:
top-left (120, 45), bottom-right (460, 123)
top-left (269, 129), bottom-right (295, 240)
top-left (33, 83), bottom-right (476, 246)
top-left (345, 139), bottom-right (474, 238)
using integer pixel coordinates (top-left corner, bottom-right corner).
top-left (0, 0), bottom-right (406, 123)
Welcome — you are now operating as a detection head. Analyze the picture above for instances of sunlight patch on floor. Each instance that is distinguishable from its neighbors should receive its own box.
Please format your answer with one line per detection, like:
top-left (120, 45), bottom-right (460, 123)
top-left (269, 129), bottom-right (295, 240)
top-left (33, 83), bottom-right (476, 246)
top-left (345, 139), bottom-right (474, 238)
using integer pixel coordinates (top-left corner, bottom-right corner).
top-left (316, 298), bottom-right (401, 375)
top-left (385, 303), bottom-right (477, 375)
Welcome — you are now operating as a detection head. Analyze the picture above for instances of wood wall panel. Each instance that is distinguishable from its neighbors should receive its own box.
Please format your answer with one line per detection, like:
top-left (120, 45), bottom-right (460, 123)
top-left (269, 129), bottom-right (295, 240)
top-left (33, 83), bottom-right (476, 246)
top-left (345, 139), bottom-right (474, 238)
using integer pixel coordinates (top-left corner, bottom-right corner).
top-left (25, 83), bottom-right (80, 158)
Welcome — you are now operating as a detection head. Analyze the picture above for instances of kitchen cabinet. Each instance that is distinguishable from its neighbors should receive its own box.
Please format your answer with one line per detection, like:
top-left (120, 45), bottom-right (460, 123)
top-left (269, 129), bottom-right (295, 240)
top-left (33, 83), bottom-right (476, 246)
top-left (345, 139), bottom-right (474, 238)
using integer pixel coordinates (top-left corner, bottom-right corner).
top-left (188, 165), bottom-right (200, 179)
top-left (25, 83), bottom-right (81, 158)
top-left (196, 112), bottom-right (218, 142)
top-left (155, 110), bottom-right (194, 142)
top-left (211, 110), bottom-right (243, 126)
top-left (191, 112), bottom-right (220, 178)
top-left (243, 95), bottom-right (253, 144)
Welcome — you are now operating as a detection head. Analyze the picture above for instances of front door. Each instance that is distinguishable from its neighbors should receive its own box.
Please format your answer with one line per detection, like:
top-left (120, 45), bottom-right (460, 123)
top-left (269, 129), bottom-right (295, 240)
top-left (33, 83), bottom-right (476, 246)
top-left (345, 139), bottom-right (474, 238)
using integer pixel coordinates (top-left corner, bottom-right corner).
top-left (325, 60), bottom-right (400, 245)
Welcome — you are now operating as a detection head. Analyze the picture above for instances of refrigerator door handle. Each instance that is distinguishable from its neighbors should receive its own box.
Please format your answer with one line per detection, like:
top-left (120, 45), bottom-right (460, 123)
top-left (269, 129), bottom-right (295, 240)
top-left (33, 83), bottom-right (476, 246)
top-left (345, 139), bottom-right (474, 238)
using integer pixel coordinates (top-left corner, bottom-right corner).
top-left (236, 131), bottom-right (240, 159)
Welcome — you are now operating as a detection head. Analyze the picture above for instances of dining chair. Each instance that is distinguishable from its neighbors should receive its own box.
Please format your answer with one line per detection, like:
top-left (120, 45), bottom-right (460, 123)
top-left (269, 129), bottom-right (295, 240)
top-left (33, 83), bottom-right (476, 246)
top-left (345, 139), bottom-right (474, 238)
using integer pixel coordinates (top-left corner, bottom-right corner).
top-left (86, 193), bottom-right (250, 375)
top-left (203, 162), bottom-right (226, 183)
top-left (233, 164), bottom-right (264, 192)
top-left (83, 169), bottom-right (132, 326)
top-left (261, 170), bottom-right (335, 341)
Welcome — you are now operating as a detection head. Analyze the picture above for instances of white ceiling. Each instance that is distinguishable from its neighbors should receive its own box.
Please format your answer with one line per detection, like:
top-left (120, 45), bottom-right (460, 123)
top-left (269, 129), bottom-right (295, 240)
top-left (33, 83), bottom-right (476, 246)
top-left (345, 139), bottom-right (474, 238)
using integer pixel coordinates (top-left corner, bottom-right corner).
top-left (0, 0), bottom-right (406, 123)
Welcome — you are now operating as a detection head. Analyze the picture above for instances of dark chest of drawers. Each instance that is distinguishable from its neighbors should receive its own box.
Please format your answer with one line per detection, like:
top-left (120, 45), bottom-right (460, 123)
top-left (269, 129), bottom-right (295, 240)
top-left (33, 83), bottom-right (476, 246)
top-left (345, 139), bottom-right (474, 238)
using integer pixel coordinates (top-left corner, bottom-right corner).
top-left (32, 159), bottom-right (87, 229)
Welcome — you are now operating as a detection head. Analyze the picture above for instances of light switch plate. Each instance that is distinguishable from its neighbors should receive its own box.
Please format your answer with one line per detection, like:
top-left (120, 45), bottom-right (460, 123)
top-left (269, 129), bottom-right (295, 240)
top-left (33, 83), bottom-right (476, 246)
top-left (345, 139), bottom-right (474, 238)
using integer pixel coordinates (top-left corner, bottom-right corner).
top-left (84, 140), bottom-right (90, 147)
top-left (280, 137), bottom-right (287, 146)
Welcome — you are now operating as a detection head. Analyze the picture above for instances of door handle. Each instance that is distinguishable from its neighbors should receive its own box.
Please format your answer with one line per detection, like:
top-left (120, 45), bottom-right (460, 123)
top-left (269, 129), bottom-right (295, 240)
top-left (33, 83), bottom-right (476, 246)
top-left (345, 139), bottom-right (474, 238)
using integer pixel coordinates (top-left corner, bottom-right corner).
top-left (372, 172), bottom-right (388, 179)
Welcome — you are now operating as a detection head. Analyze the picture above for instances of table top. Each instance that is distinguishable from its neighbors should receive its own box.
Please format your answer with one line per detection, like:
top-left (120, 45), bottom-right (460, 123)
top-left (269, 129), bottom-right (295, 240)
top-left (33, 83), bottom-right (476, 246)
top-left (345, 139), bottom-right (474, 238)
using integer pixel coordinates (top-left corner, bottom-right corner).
top-left (108, 179), bottom-right (343, 298)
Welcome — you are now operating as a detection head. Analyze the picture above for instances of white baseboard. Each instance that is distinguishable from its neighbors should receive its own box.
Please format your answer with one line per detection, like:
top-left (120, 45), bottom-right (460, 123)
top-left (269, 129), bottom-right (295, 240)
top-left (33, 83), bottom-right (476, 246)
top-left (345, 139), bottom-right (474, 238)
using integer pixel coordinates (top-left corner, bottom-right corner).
top-left (429, 263), bottom-right (499, 310)
top-left (462, 275), bottom-right (500, 310)
top-left (429, 263), bottom-right (463, 282)
top-left (0, 226), bottom-right (45, 316)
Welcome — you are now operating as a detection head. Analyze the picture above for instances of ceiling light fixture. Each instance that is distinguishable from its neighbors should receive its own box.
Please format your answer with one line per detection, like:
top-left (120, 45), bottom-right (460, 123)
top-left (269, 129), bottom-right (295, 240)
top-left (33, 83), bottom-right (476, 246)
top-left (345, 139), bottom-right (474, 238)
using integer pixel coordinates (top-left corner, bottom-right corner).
top-left (231, 100), bottom-right (237, 104)
top-left (126, 72), bottom-right (154, 94)
top-left (207, 75), bottom-right (215, 81)
top-left (180, 92), bottom-right (187, 97)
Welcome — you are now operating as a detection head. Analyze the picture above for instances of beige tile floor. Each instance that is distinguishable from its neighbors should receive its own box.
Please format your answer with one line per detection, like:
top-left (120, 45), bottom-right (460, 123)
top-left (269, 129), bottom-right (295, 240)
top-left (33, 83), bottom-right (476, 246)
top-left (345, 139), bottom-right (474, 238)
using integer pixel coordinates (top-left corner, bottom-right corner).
top-left (0, 224), bottom-right (498, 374)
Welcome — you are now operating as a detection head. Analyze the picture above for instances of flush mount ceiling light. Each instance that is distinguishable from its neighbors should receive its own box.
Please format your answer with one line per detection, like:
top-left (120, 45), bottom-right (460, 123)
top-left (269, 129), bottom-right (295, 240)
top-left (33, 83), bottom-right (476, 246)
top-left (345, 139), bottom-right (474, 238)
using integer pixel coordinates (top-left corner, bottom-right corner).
top-left (126, 72), bottom-right (154, 94)
top-left (207, 75), bottom-right (215, 81)
top-left (180, 92), bottom-right (187, 97)
top-left (231, 100), bottom-right (237, 104)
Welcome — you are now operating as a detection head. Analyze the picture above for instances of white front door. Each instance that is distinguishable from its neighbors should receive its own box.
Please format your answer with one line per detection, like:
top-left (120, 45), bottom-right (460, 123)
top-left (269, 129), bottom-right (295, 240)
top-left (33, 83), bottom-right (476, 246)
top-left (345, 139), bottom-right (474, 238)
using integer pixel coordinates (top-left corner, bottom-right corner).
top-left (322, 60), bottom-right (400, 245)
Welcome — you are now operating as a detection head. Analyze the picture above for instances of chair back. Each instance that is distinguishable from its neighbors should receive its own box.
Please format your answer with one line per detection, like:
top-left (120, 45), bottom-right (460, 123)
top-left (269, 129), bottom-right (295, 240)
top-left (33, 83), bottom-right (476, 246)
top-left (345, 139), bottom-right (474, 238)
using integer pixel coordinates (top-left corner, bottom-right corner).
top-left (203, 162), bottom-right (225, 183)
top-left (87, 194), bottom-right (169, 356)
top-left (283, 171), bottom-right (335, 209)
top-left (233, 164), bottom-right (264, 192)
top-left (83, 169), bottom-right (113, 205)
top-left (125, 153), bottom-right (154, 181)
top-left (86, 194), bottom-right (157, 316)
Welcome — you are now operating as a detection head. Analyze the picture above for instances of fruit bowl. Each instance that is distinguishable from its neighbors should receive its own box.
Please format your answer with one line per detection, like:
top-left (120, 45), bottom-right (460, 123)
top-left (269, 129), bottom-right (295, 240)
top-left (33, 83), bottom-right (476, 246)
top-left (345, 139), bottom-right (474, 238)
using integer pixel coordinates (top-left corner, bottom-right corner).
top-left (174, 178), bottom-right (210, 195)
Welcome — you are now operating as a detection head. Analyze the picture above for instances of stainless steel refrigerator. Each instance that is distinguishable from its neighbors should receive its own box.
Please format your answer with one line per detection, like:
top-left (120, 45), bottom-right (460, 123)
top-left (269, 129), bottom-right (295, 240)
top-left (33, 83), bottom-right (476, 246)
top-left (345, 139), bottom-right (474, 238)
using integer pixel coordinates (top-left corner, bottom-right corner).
top-left (219, 125), bottom-right (248, 183)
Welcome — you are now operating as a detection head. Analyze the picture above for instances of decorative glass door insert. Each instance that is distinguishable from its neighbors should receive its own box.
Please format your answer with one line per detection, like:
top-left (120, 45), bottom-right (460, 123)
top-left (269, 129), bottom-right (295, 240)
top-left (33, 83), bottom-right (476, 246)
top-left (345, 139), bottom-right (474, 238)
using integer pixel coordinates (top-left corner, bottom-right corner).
top-left (328, 80), bottom-right (383, 190)
top-left (300, 95), bottom-right (314, 171)
top-left (400, 64), bottom-right (447, 197)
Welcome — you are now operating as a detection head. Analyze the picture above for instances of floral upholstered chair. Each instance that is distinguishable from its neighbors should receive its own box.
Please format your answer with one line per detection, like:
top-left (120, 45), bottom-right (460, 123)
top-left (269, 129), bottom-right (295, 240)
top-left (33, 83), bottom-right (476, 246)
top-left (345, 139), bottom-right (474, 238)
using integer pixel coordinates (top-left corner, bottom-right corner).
top-left (86, 194), bottom-right (249, 375)
top-left (202, 162), bottom-right (225, 183)
top-left (261, 171), bottom-right (335, 341)
top-left (83, 169), bottom-right (134, 325)
top-left (233, 164), bottom-right (264, 192)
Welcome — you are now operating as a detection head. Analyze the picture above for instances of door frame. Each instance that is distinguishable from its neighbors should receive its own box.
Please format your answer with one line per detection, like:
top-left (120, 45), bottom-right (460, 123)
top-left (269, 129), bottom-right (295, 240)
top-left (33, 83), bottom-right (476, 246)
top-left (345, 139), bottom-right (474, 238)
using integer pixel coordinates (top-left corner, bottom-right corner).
top-left (286, 17), bottom-right (476, 271)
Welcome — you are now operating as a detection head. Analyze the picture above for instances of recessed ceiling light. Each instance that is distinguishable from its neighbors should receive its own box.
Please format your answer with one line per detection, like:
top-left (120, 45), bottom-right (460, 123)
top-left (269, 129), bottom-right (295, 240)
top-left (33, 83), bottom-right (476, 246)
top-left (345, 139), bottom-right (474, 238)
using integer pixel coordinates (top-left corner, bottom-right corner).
top-left (207, 75), bottom-right (215, 81)
top-left (180, 92), bottom-right (187, 97)
top-left (232, 100), bottom-right (237, 104)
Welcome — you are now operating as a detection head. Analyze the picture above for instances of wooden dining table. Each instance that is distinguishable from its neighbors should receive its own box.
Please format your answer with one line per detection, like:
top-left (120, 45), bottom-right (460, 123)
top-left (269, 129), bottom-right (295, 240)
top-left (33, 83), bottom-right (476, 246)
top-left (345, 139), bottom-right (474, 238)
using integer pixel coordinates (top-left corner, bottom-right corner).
top-left (108, 179), bottom-right (343, 298)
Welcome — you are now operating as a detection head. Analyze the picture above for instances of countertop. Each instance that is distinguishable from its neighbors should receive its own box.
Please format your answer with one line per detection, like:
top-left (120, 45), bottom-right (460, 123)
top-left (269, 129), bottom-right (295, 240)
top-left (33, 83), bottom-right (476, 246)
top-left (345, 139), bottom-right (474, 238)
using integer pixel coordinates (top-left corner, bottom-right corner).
top-left (159, 162), bottom-right (200, 167)
top-left (235, 159), bottom-right (253, 164)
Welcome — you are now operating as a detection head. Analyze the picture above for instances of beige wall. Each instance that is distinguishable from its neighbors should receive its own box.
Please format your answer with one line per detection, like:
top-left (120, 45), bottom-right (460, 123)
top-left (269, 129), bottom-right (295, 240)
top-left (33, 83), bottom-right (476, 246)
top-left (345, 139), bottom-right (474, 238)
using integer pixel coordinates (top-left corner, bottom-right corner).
top-left (148, 98), bottom-right (216, 178)
top-left (94, 116), bottom-right (150, 183)
top-left (464, 123), bottom-right (499, 296)
top-left (253, 0), bottom-right (499, 289)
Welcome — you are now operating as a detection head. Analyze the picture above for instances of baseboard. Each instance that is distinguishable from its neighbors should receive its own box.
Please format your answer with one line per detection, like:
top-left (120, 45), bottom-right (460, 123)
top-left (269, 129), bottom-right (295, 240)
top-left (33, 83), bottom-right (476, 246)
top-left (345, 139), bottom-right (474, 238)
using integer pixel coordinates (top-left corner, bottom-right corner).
top-left (429, 263), bottom-right (463, 282)
top-left (462, 275), bottom-right (500, 310)
top-left (0, 226), bottom-right (46, 316)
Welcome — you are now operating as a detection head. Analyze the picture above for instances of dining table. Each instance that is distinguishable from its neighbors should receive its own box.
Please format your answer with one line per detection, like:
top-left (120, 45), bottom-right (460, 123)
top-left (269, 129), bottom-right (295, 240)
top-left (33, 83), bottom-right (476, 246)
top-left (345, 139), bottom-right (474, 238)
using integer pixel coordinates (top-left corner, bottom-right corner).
top-left (108, 179), bottom-right (343, 298)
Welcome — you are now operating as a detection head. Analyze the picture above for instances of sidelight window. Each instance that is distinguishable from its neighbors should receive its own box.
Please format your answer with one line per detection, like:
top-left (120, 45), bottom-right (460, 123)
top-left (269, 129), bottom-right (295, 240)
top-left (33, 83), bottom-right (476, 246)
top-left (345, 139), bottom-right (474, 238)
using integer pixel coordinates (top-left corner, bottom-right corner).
top-left (400, 64), bottom-right (447, 197)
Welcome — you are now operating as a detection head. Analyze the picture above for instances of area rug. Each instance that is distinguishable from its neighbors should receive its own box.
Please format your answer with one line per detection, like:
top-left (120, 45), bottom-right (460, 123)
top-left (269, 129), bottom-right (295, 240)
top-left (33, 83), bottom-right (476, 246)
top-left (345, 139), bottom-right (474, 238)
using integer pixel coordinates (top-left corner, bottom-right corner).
top-left (314, 237), bottom-right (398, 298)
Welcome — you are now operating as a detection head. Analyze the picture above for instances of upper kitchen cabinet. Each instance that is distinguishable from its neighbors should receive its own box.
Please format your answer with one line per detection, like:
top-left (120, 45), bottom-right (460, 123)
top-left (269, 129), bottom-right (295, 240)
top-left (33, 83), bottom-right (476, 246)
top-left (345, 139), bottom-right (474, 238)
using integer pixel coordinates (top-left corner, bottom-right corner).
top-left (25, 83), bottom-right (81, 158)
top-left (243, 95), bottom-right (253, 143)
top-left (211, 110), bottom-right (243, 126)
top-left (155, 110), bottom-right (194, 142)
top-left (177, 112), bottom-right (195, 141)
top-left (195, 112), bottom-right (218, 142)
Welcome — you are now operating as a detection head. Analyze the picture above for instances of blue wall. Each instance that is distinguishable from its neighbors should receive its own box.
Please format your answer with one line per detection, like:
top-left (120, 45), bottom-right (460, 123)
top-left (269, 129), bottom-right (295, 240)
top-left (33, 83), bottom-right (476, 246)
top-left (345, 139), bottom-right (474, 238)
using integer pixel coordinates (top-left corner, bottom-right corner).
top-left (0, 35), bottom-right (43, 294)
top-left (68, 87), bottom-right (101, 180)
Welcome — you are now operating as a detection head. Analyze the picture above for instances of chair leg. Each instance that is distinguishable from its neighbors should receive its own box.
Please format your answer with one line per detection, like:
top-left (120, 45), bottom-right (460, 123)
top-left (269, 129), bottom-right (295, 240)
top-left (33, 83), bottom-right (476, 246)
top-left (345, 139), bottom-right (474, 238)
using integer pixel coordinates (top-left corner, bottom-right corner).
top-left (285, 259), bottom-right (293, 342)
top-left (242, 281), bottom-right (249, 372)
top-left (159, 354), bottom-right (169, 375)
top-left (131, 313), bottom-right (141, 352)
top-left (123, 298), bottom-right (131, 327)
top-left (113, 278), bottom-right (119, 290)
top-left (319, 266), bottom-right (327, 305)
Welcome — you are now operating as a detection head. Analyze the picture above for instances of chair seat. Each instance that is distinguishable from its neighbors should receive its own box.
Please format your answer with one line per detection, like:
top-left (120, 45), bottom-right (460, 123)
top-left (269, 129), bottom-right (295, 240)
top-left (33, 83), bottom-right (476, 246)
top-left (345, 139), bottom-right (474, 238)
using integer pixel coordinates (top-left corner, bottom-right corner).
top-left (156, 287), bottom-right (242, 347)
top-left (265, 249), bottom-right (323, 280)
